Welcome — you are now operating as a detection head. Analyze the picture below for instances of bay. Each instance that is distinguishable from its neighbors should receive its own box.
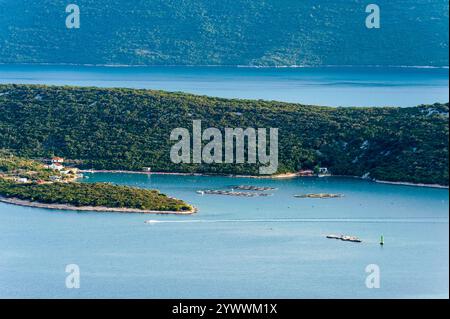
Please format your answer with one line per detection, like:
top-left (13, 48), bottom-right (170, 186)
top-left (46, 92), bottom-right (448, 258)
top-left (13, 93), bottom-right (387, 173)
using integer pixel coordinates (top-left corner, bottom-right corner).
top-left (0, 174), bottom-right (448, 298)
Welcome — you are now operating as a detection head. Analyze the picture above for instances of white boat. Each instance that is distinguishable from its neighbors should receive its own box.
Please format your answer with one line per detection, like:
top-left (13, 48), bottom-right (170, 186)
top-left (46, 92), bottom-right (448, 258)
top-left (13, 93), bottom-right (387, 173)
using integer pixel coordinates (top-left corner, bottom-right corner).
top-left (341, 236), bottom-right (362, 243)
top-left (144, 220), bottom-right (160, 225)
top-left (326, 234), bottom-right (362, 243)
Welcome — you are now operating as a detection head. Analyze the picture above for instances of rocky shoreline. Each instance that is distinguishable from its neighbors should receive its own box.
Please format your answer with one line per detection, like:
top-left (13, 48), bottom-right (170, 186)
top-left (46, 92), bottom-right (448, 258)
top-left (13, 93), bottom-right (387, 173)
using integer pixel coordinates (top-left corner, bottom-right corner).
top-left (374, 180), bottom-right (449, 189)
top-left (79, 169), bottom-right (298, 179)
top-left (0, 196), bottom-right (197, 215)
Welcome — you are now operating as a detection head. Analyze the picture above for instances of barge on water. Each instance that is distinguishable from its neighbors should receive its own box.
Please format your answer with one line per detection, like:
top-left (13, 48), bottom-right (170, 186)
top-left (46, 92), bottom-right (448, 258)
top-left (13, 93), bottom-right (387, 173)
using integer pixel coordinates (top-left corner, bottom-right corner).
top-left (326, 234), bottom-right (362, 243)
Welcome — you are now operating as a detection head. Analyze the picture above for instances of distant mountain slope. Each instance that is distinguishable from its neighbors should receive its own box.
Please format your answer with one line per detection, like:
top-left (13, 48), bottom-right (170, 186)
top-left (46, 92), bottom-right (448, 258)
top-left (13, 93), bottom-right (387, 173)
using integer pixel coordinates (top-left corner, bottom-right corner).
top-left (0, 84), bottom-right (448, 185)
top-left (0, 0), bottom-right (448, 66)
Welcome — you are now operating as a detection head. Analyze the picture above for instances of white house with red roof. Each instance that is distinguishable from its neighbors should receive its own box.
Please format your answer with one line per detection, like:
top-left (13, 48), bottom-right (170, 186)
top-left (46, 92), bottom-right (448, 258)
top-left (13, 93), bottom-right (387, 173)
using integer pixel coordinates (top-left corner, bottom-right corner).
top-left (51, 157), bottom-right (64, 163)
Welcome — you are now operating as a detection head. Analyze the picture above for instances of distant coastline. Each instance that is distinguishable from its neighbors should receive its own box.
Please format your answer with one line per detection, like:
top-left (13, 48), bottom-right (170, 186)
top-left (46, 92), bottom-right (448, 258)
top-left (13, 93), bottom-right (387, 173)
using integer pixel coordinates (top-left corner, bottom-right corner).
top-left (1, 62), bottom-right (448, 69)
top-left (0, 196), bottom-right (197, 215)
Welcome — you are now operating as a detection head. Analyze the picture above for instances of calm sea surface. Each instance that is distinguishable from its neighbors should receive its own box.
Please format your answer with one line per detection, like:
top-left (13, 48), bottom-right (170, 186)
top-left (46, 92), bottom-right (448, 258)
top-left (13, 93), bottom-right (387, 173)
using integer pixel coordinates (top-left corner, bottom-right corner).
top-left (0, 174), bottom-right (448, 298)
top-left (0, 64), bottom-right (448, 107)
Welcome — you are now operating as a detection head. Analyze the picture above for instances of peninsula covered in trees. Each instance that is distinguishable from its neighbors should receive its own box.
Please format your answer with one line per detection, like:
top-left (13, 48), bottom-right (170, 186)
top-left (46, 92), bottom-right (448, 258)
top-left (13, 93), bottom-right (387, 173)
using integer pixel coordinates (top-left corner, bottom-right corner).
top-left (0, 153), bottom-right (194, 214)
top-left (0, 84), bottom-right (448, 186)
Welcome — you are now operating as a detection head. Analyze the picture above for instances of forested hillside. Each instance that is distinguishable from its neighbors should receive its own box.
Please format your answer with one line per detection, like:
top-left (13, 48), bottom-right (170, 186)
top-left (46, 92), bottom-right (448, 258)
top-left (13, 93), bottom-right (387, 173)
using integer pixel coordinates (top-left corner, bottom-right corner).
top-left (0, 84), bottom-right (448, 185)
top-left (0, 0), bottom-right (448, 66)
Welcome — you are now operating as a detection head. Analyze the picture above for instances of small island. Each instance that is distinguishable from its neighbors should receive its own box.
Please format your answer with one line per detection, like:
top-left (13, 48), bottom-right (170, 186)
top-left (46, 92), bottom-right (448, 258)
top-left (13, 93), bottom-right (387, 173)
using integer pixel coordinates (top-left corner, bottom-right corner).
top-left (0, 153), bottom-right (195, 214)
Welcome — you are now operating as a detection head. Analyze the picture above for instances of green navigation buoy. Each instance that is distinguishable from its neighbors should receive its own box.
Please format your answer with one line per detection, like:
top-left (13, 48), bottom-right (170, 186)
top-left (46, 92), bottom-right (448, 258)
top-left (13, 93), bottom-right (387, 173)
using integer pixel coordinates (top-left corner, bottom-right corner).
top-left (380, 235), bottom-right (384, 246)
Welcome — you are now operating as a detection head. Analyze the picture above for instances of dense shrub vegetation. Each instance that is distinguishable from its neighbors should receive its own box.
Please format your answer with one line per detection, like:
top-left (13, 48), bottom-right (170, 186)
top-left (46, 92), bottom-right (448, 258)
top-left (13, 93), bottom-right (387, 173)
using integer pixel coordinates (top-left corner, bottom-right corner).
top-left (0, 152), bottom-right (55, 180)
top-left (0, 153), bottom-right (192, 211)
top-left (0, 0), bottom-right (448, 66)
top-left (0, 84), bottom-right (448, 185)
top-left (0, 179), bottom-right (192, 211)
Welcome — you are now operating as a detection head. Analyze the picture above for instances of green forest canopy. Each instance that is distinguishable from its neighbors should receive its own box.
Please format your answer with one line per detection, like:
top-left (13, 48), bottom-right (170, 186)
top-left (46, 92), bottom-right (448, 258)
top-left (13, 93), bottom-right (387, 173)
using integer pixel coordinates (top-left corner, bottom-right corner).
top-left (0, 84), bottom-right (448, 185)
top-left (0, 179), bottom-right (193, 212)
top-left (0, 153), bottom-right (192, 212)
top-left (0, 0), bottom-right (448, 66)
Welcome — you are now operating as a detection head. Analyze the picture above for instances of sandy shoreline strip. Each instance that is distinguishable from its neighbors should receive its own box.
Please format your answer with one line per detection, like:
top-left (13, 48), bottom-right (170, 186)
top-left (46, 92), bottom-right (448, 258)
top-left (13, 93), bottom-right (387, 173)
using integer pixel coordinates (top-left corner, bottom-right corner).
top-left (374, 180), bottom-right (449, 189)
top-left (0, 196), bottom-right (197, 215)
top-left (80, 170), bottom-right (448, 188)
top-left (79, 169), bottom-right (300, 179)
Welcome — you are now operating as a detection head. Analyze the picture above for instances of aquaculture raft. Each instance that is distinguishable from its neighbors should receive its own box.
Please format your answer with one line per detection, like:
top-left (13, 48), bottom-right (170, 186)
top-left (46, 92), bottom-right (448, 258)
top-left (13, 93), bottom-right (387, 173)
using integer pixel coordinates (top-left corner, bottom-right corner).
top-left (232, 185), bottom-right (277, 191)
top-left (197, 190), bottom-right (272, 197)
top-left (295, 193), bottom-right (344, 199)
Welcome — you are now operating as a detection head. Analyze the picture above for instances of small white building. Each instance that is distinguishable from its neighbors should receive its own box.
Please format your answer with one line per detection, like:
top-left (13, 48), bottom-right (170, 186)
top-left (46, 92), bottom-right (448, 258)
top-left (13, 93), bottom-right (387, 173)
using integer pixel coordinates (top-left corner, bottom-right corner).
top-left (51, 157), bottom-right (64, 164)
top-left (49, 163), bottom-right (64, 171)
top-left (319, 167), bottom-right (329, 174)
top-left (14, 177), bottom-right (29, 183)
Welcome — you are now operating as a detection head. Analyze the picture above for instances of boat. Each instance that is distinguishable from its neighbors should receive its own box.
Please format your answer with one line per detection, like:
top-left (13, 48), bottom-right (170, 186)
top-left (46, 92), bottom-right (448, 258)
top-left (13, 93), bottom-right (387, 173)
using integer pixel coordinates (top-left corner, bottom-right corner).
top-left (144, 220), bottom-right (160, 225)
top-left (326, 234), bottom-right (362, 243)
top-left (341, 236), bottom-right (362, 243)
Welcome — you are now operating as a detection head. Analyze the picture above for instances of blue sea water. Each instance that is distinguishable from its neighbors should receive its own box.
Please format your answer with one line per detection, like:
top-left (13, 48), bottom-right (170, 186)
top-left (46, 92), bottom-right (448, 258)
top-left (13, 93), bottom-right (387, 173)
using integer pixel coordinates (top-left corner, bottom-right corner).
top-left (0, 64), bottom-right (448, 107)
top-left (0, 174), bottom-right (448, 298)
top-left (0, 65), bottom-right (448, 298)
